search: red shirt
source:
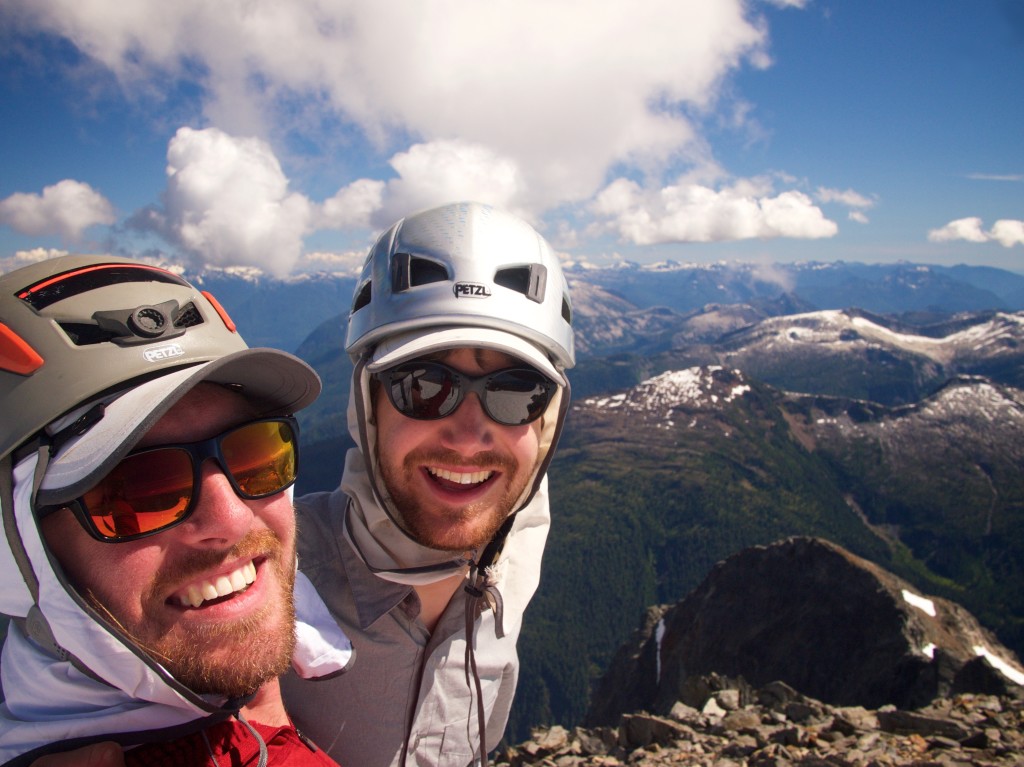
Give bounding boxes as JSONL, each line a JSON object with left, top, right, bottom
{"left": 124, "top": 718, "right": 340, "bottom": 767}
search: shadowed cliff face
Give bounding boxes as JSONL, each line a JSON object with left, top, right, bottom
{"left": 587, "top": 537, "right": 1024, "bottom": 727}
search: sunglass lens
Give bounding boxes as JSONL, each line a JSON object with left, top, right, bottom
{"left": 83, "top": 449, "right": 194, "bottom": 538}
{"left": 221, "top": 420, "right": 297, "bottom": 498}
{"left": 389, "top": 364, "right": 460, "bottom": 419}
{"left": 486, "top": 370, "right": 553, "bottom": 425}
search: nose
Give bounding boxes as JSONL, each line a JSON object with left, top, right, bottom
{"left": 175, "top": 460, "right": 255, "bottom": 547}
{"left": 438, "top": 392, "right": 495, "bottom": 452}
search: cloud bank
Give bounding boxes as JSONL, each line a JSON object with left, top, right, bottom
{"left": 3, "top": 1, "right": 766, "bottom": 209}
{"left": 592, "top": 177, "right": 838, "bottom": 245}
{"left": 928, "top": 217, "right": 1024, "bottom": 248}
{"left": 0, "top": 0, "right": 854, "bottom": 272}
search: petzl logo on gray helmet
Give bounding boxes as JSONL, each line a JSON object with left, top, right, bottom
{"left": 453, "top": 282, "right": 491, "bottom": 298}
{"left": 143, "top": 343, "right": 185, "bottom": 362}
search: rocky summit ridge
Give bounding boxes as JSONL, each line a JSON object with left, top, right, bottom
{"left": 498, "top": 538, "right": 1024, "bottom": 766}
{"left": 589, "top": 538, "right": 1024, "bottom": 723}
{"left": 496, "top": 684, "right": 1024, "bottom": 767}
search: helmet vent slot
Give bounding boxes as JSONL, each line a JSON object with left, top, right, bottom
{"left": 392, "top": 253, "right": 449, "bottom": 293}
{"left": 495, "top": 264, "right": 547, "bottom": 304}
{"left": 57, "top": 322, "right": 121, "bottom": 346}
{"left": 352, "top": 281, "right": 372, "bottom": 313}
{"left": 173, "top": 302, "right": 204, "bottom": 328}
{"left": 17, "top": 264, "right": 191, "bottom": 311}
{"left": 411, "top": 259, "right": 449, "bottom": 287}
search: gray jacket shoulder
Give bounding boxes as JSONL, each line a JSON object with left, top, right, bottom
{"left": 294, "top": 488, "right": 349, "bottom": 572}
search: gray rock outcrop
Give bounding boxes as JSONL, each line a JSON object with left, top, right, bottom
{"left": 587, "top": 537, "right": 1024, "bottom": 726}
{"left": 499, "top": 682, "right": 1024, "bottom": 766}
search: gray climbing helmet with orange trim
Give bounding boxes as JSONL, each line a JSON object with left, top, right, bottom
{"left": 0, "top": 255, "right": 247, "bottom": 461}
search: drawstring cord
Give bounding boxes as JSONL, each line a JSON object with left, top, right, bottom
{"left": 459, "top": 513, "right": 515, "bottom": 766}
{"left": 234, "top": 710, "right": 269, "bottom": 767}
{"left": 199, "top": 710, "right": 269, "bottom": 767}
{"left": 463, "top": 563, "right": 507, "bottom": 767}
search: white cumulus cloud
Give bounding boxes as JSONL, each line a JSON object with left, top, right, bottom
{"left": 154, "top": 127, "right": 313, "bottom": 276}
{"left": 816, "top": 187, "right": 875, "bottom": 209}
{"left": 318, "top": 179, "right": 386, "bottom": 231}
{"left": 298, "top": 249, "right": 366, "bottom": 275}
{"left": 592, "top": 177, "right": 838, "bottom": 245}
{"left": 319, "top": 139, "right": 532, "bottom": 230}
{"left": 928, "top": 217, "right": 988, "bottom": 243}
{"left": 928, "top": 216, "right": 1024, "bottom": 247}
{"left": 990, "top": 219, "right": 1024, "bottom": 248}
{"left": 816, "top": 187, "right": 875, "bottom": 224}
{"left": 0, "top": 180, "right": 115, "bottom": 242}
{"left": 378, "top": 140, "right": 529, "bottom": 225}
{"left": 12, "top": 247, "right": 71, "bottom": 264}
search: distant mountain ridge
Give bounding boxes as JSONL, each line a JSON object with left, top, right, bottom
{"left": 568, "top": 307, "right": 1024, "bottom": 411}
{"left": 191, "top": 269, "right": 356, "bottom": 354}
{"left": 187, "top": 260, "right": 1024, "bottom": 442}
{"left": 185, "top": 259, "right": 1024, "bottom": 360}
{"left": 568, "top": 259, "right": 1024, "bottom": 316}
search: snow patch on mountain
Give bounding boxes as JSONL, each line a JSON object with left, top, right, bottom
{"left": 579, "top": 367, "right": 750, "bottom": 423}
{"left": 809, "top": 379, "right": 1024, "bottom": 471}
{"left": 921, "top": 380, "right": 1024, "bottom": 425}
{"left": 730, "top": 309, "right": 1024, "bottom": 367}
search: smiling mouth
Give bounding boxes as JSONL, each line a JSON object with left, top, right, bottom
{"left": 426, "top": 467, "right": 494, "bottom": 487}
{"left": 176, "top": 560, "right": 257, "bottom": 608}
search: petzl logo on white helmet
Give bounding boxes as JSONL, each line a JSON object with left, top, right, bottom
{"left": 453, "top": 282, "right": 491, "bottom": 298}
{"left": 144, "top": 343, "right": 185, "bottom": 362}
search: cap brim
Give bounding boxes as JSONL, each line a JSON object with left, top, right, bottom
{"left": 38, "top": 348, "right": 320, "bottom": 504}
{"left": 366, "top": 326, "right": 566, "bottom": 385}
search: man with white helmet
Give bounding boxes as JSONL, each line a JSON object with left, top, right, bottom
{"left": 0, "top": 257, "right": 350, "bottom": 766}
{"left": 281, "top": 202, "right": 575, "bottom": 767}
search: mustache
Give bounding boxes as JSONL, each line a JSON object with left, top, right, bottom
{"left": 148, "top": 528, "right": 284, "bottom": 597}
{"left": 405, "top": 447, "right": 517, "bottom": 472}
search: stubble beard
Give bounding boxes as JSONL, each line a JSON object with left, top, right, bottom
{"left": 91, "top": 529, "right": 297, "bottom": 699}
{"left": 379, "top": 447, "right": 532, "bottom": 552}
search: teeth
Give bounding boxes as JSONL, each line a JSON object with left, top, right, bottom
{"left": 214, "top": 576, "right": 233, "bottom": 597}
{"left": 185, "top": 585, "right": 203, "bottom": 608}
{"left": 428, "top": 467, "right": 493, "bottom": 485}
{"left": 178, "top": 560, "right": 257, "bottom": 608}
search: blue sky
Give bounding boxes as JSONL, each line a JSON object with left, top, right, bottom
{"left": 1, "top": 0, "right": 1022, "bottom": 277}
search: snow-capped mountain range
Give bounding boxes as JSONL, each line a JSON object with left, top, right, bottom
{"left": 182, "top": 258, "right": 1024, "bottom": 359}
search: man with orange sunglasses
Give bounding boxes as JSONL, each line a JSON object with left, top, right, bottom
{"left": 0, "top": 256, "right": 350, "bottom": 766}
